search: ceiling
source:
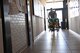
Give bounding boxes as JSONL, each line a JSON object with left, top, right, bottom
{"left": 46, "top": 0, "right": 63, "bottom": 2}
{"left": 39, "top": 0, "right": 64, "bottom": 5}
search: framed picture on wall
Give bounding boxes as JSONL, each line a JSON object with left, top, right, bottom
{"left": 17, "top": 0, "right": 27, "bottom": 13}
{"left": 8, "top": 0, "right": 27, "bottom": 15}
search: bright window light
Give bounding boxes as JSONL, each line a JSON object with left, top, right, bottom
{"left": 46, "top": 2, "right": 63, "bottom": 9}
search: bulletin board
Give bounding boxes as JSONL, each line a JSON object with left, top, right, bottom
{"left": 69, "top": 0, "right": 79, "bottom": 18}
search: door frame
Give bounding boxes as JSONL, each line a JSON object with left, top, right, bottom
{"left": 1, "top": 0, "right": 12, "bottom": 53}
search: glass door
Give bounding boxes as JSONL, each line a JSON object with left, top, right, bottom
{"left": 56, "top": 10, "right": 62, "bottom": 27}
{"left": 46, "top": 1, "right": 63, "bottom": 30}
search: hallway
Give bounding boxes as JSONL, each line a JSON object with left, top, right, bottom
{"left": 1, "top": 0, "right": 80, "bottom": 53}
{"left": 24, "top": 29, "right": 80, "bottom": 53}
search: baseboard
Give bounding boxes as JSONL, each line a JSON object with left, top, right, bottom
{"left": 69, "top": 29, "right": 80, "bottom": 37}
{"left": 34, "top": 31, "right": 45, "bottom": 43}
{"left": 17, "top": 44, "right": 27, "bottom": 53}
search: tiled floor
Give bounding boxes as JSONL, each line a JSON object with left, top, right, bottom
{"left": 24, "top": 29, "right": 80, "bottom": 53}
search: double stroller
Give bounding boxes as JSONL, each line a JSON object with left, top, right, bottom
{"left": 48, "top": 18, "right": 60, "bottom": 31}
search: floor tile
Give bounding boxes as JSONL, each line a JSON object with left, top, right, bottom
{"left": 23, "top": 29, "right": 80, "bottom": 53}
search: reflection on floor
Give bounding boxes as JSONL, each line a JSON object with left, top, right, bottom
{"left": 23, "top": 29, "right": 80, "bottom": 53}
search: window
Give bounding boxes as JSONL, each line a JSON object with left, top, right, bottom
{"left": 46, "top": 2, "right": 63, "bottom": 9}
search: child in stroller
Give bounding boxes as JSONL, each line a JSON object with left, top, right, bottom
{"left": 48, "top": 8, "right": 60, "bottom": 31}
{"left": 48, "top": 17, "right": 59, "bottom": 31}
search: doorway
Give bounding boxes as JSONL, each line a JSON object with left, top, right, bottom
{"left": 45, "top": 1, "right": 63, "bottom": 30}
{"left": 46, "top": 9, "right": 63, "bottom": 30}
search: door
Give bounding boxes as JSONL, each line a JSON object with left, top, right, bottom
{"left": 56, "top": 10, "right": 63, "bottom": 27}
{"left": 46, "top": 9, "right": 63, "bottom": 30}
